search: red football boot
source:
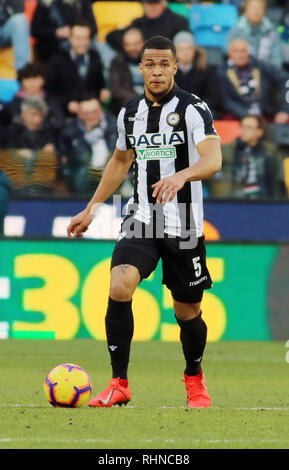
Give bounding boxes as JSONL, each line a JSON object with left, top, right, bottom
{"left": 88, "top": 378, "right": 131, "bottom": 407}
{"left": 182, "top": 369, "right": 211, "bottom": 408}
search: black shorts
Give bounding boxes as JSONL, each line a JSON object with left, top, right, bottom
{"left": 111, "top": 218, "right": 212, "bottom": 303}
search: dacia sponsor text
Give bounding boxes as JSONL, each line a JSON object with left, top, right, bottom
{"left": 128, "top": 131, "right": 185, "bottom": 148}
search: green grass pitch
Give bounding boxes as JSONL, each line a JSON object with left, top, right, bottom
{"left": 0, "top": 339, "right": 288, "bottom": 449}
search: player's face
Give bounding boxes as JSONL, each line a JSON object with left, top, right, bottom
{"left": 140, "top": 49, "right": 177, "bottom": 101}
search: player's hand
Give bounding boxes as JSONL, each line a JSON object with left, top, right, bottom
{"left": 151, "top": 173, "right": 186, "bottom": 204}
{"left": 66, "top": 209, "right": 93, "bottom": 239}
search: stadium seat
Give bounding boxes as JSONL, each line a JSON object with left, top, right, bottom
{"left": 167, "top": 2, "right": 190, "bottom": 20}
{"left": 24, "top": 0, "right": 38, "bottom": 46}
{"left": 0, "top": 48, "right": 16, "bottom": 79}
{"left": 214, "top": 120, "right": 241, "bottom": 144}
{"left": 92, "top": 1, "right": 144, "bottom": 43}
{"left": 189, "top": 3, "right": 238, "bottom": 51}
{"left": 203, "top": 46, "right": 225, "bottom": 67}
{"left": 24, "top": 0, "right": 38, "bottom": 23}
{"left": 273, "top": 124, "right": 289, "bottom": 147}
{"left": 266, "top": 7, "right": 283, "bottom": 26}
{"left": 0, "top": 1, "right": 37, "bottom": 77}
{"left": 0, "top": 79, "right": 20, "bottom": 103}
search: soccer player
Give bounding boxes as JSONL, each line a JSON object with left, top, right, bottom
{"left": 67, "top": 36, "right": 222, "bottom": 408}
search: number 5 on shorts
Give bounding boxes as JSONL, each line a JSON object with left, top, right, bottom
{"left": 192, "top": 256, "right": 202, "bottom": 278}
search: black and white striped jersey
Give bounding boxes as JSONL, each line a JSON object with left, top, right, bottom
{"left": 116, "top": 84, "right": 219, "bottom": 238}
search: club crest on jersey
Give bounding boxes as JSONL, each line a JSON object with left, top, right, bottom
{"left": 166, "top": 112, "right": 180, "bottom": 127}
{"left": 127, "top": 131, "right": 184, "bottom": 148}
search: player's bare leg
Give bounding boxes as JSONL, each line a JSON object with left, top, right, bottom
{"left": 174, "top": 300, "right": 211, "bottom": 408}
{"left": 173, "top": 300, "right": 201, "bottom": 321}
{"left": 89, "top": 265, "right": 140, "bottom": 407}
{"left": 109, "top": 264, "right": 141, "bottom": 301}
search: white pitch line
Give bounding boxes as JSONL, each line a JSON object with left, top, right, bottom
{"left": 1, "top": 437, "right": 289, "bottom": 445}
{"left": 236, "top": 407, "right": 289, "bottom": 411}
{"left": 0, "top": 404, "right": 288, "bottom": 411}
{"left": 0, "top": 404, "right": 39, "bottom": 408}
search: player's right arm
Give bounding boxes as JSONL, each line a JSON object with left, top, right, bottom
{"left": 66, "top": 147, "right": 134, "bottom": 239}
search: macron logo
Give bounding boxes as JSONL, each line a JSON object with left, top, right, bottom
{"left": 128, "top": 116, "right": 144, "bottom": 122}
{"left": 109, "top": 345, "right": 118, "bottom": 352}
{"left": 194, "top": 356, "right": 203, "bottom": 363}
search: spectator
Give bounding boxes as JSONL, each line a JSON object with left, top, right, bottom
{"left": 0, "top": 101, "right": 12, "bottom": 141}
{"left": 227, "top": 0, "right": 283, "bottom": 67}
{"left": 173, "top": 31, "right": 222, "bottom": 118}
{"left": 278, "top": 1, "right": 289, "bottom": 68}
{"left": 106, "top": 0, "right": 189, "bottom": 53}
{"left": 31, "top": 0, "right": 97, "bottom": 64}
{"left": 3, "top": 97, "right": 57, "bottom": 195}
{"left": 217, "top": 38, "right": 289, "bottom": 123}
{"left": 57, "top": 95, "right": 117, "bottom": 194}
{"left": 212, "top": 115, "right": 286, "bottom": 199}
{"left": 109, "top": 28, "right": 144, "bottom": 116}
{"left": 0, "top": 0, "right": 30, "bottom": 72}
{"left": 5, "top": 97, "right": 55, "bottom": 149}
{"left": 9, "top": 63, "right": 65, "bottom": 137}
{"left": 45, "top": 19, "right": 110, "bottom": 117}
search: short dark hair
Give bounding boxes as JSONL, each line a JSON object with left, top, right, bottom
{"left": 123, "top": 27, "right": 144, "bottom": 40}
{"left": 244, "top": 0, "right": 266, "bottom": 11}
{"left": 242, "top": 114, "right": 266, "bottom": 131}
{"left": 141, "top": 35, "right": 176, "bottom": 60}
{"left": 71, "top": 17, "right": 92, "bottom": 35}
{"left": 18, "top": 63, "right": 44, "bottom": 82}
{"left": 78, "top": 91, "right": 100, "bottom": 103}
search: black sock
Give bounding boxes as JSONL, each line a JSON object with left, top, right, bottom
{"left": 175, "top": 312, "right": 207, "bottom": 376}
{"left": 105, "top": 297, "right": 134, "bottom": 380}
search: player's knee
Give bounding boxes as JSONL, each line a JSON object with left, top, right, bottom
{"left": 109, "top": 280, "right": 134, "bottom": 302}
{"left": 173, "top": 300, "right": 201, "bottom": 321}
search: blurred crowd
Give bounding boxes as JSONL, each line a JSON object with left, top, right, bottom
{"left": 0, "top": 0, "right": 289, "bottom": 210}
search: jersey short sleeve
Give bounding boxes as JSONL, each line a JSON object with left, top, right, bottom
{"left": 116, "top": 107, "right": 129, "bottom": 151}
{"left": 189, "top": 98, "right": 219, "bottom": 146}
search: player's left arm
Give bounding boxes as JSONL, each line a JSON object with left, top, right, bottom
{"left": 152, "top": 138, "right": 222, "bottom": 204}
{"left": 181, "top": 137, "right": 222, "bottom": 182}
{"left": 152, "top": 99, "right": 222, "bottom": 204}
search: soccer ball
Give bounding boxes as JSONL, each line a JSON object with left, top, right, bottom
{"left": 44, "top": 363, "right": 92, "bottom": 407}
